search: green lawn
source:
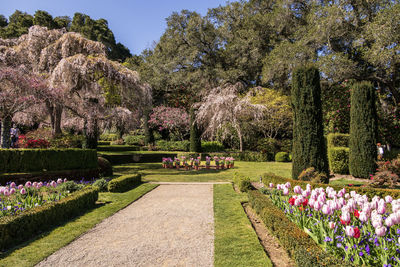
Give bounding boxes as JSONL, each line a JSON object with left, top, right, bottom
{"left": 214, "top": 184, "right": 272, "bottom": 267}
{"left": 329, "top": 178, "right": 367, "bottom": 186}
{"left": 0, "top": 183, "right": 158, "bottom": 267}
{"left": 113, "top": 161, "right": 292, "bottom": 182}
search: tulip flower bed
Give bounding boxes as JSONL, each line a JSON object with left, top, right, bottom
{"left": 263, "top": 181, "right": 400, "bottom": 266}
{"left": 0, "top": 179, "right": 71, "bottom": 217}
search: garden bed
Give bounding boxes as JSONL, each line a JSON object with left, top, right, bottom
{"left": 0, "top": 180, "right": 98, "bottom": 251}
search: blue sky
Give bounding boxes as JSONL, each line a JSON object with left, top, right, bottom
{"left": 1, "top": 0, "right": 229, "bottom": 55}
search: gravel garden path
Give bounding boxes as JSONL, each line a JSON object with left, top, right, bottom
{"left": 37, "top": 184, "right": 214, "bottom": 267}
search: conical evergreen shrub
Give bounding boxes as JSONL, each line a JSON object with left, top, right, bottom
{"left": 190, "top": 107, "right": 202, "bottom": 152}
{"left": 291, "top": 66, "right": 329, "bottom": 181}
{"left": 349, "top": 81, "right": 377, "bottom": 178}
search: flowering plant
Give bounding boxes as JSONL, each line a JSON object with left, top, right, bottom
{"left": 0, "top": 179, "right": 71, "bottom": 217}
{"left": 214, "top": 156, "right": 220, "bottom": 166}
{"left": 205, "top": 156, "right": 212, "bottom": 166}
{"left": 266, "top": 182, "right": 400, "bottom": 266}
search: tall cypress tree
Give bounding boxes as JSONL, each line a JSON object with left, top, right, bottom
{"left": 190, "top": 107, "right": 202, "bottom": 152}
{"left": 349, "top": 81, "right": 377, "bottom": 178}
{"left": 291, "top": 66, "right": 329, "bottom": 181}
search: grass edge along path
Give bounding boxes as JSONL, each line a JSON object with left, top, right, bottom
{"left": 0, "top": 183, "right": 158, "bottom": 267}
{"left": 214, "top": 184, "right": 272, "bottom": 267}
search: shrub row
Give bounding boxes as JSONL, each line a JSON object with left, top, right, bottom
{"left": 97, "top": 145, "right": 139, "bottom": 152}
{"left": 327, "top": 133, "right": 349, "bottom": 148}
{"left": 248, "top": 190, "right": 342, "bottom": 267}
{"left": 108, "top": 173, "right": 142, "bottom": 193}
{"left": 328, "top": 147, "right": 349, "bottom": 174}
{"left": 201, "top": 141, "right": 224, "bottom": 153}
{"left": 262, "top": 173, "right": 400, "bottom": 199}
{"left": 275, "top": 152, "right": 291, "bottom": 162}
{"left": 99, "top": 133, "right": 119, "bottom": 141}
{"left": 233, "top": 173, "right": 253, "bottom": 192}
{"left": 123, "top": 135, "right": 145, "bottom": 146}
{"left": 98, "top": 141, "right": 111, "bottom": 146}
{"left": 155, "top": 140, "right": 190, "bottom": 151}
{"left": 0, "top": 149, "right": 98, "bottom": 173}
{"left": 0, "top": 186, "right": 98, "bottom": 251}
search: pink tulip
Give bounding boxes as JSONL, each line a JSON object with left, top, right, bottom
{"left": 345, "top": 226, "right": 354, "bottom": 237}
{"left": 3, "top": 189, "right": 10, "bottom": 196}
{"left": 377, "top": 205, "right": 386, "bottom": 215}
{"left": 32, "top": 182, "right": 38, "bottom": 188}
{"left": 50, "top": 181, "right": 57, "bottom": 188}
{"left": 314, "top": 201, "right": 322, "bottom": 211}
{"left": 64, "top": 178, "right": 68, "bottom": 183}
{"left": 57, "top": 178, "right": 63, "bottom": 184}
{"left": 329, "top": 221, "right": 335, "bottom": 229}
{"left": 385, "top": 216, "right": 395, "bottom": 227}
{"left": 18, "top": 184, "right": 23, "bottom": 190}
{"left": 359, "top": 212, "right": 369, "bottom": 223}
{"left": 285, "top": 182, "right": 291, "bottom": 189}
{"left": 372, "top": 219, "right": 382, "bottom": 228}
{"left": 20, "top": 188, "right": 26, "bottom": 195}
{"left": 322, "top": 204, "right": 332, "bottom": 215}
{"left": 375, "top": 226, "right": 387, "bottom": 237}
{"left": 341, "top": 211, "right": 351, "bottom": 223}
{"left": 269, "top": 183, "right": 274, "bottom": 188}
{"left": 283, "top": 187, "right": 289, "bottom": 196}
{"left": 38, "top": 182, "right": 43, "bottom": 188}
{"left": 25, "top": 181, "right": 32, "bottom": 188}
{"left": 294, "top": 186, "right": 302, "bottom": 194}
{"left": 10, "top": 182, "right": 16, "bottom": 188}
{"left": 9, "top": 188, "right": 15, "bottom": 195}
{"left": 385, "top": 195, "right": 393, "bottom": 203}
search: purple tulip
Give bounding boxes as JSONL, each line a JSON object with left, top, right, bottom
{"left": 18, "top": 184, "right": 23, "bottom": 190}
{"left": 32, "top": 182, "right": 38, "bottom": 188}
{"left": 50, "top": 181, "right": 57, "bottom": 188}
{"left": 3, "top": 189, "right": 10, "bottom": 196}
{"left": 20, "top": 188, "right": 26, "bottom": 195}
{"left": 25, "top": 181, "right": 32, "bottom": 188}
{"left": 9, "top": 188, "right": 15, "bottom": 195}
{"left": 10, "top": 182, "right": 16, "bottom": 188}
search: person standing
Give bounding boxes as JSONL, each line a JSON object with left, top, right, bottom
{"left": 10, "top": 124, "right": 19, "bottom": 148}
{"left": 377, "top": 143, "right": 384, "bottom": 160}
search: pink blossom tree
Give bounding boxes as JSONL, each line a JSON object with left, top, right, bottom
{"left": 148, "top": 105, "right": 189, "bottom": 140}
{"left": 0, "top": 67, "right": 46, "bottom": 148}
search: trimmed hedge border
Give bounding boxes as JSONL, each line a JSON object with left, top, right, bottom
{"left": 262, "top": 173, "right": 400, "bottom": 199}
{"left": 0, "top": 149, "right": 98, "bottom": 173}
{"left": 97, "top": 145, "right": 139, "bottom": 152}
{"left": 248, "top": 190, "right": 342, "bottom": 267}
{"left": 328, "top": 147, "right": 349, "bottom": 174}
{"left": 108, "top": 173, "right": 142, "bottom": 193}
{"left": 0, "top": 168, "right": 99, "bottom": 185}
{"left": 0, "top": 186, "right": 99, "bottom": 251}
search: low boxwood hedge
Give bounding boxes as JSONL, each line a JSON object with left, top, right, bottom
{"left": 328, "top": 147, "right": 349, "bottom": 174}
{"left": 0, "top": 149, "right": 98, "bottom": 173}
{"left": 248, "top": 190, "right": 341, "bottom": 267}
{"left": 108, "top": 173, "right": 142, "bottom": 193}
{"left": 0, "top": 186, "right": 98, "bottom": 251}
{"left": 233, "top": 173, "right": 253, "bottom": 192}
{"left": 97, "top": 145, "right": 139, "bottom": 152}
{"left": 262, "top": 173, "right": 400, "bottom": 199}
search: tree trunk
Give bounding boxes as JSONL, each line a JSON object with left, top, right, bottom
{"left": 52, "top": 105, "right": 63, "bottom": 137}
{"left": 143, "top": 109, "right": 154, "bottom": 145}
{"left": 1, "top": 116, "right": 12, "bottom": 149}
{"left": 234, "top": 121, "right": 243, "bottom": 152}
{"left": 83, "top": 118, "right": 98, "bottom": 149}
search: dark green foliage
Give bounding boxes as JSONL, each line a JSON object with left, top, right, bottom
{"left": 190, "top": 107, "right": 202, "bottom": 152}
{"left": 0, "top": 186, "right": 98, "bottom": 250}
{"left": 349, "top": 81, "right": 378, "bottom": 178}
{"left": 328, "top": 147, "right": 349, "bottom": 174}
{"left": 275, "top": 152, "right": 290, "bottom": 162}
{"left": 233, "top": 173, "right": 253, "bottom": 192}
{"left": 0, "top": 15, "right": 7, "bottom": 27}
{"left": 57, "top": 181, "right": 84, "bottom": 193}
{"left": 107, "top": 174, "right": 141, "bottom": 193}
{"left": 155, "top": 140, "right": 190, "bottom": 151}
{"left": 97, "top": 157, "right": 113, "bottom": 176}
{"left": 33, "top": 10, "right": 57, "bottom": 29}
{"left": 298, "top": 167, "right": 329, "bottom": 183}
{"left": 208, "top": 151, "right": 273, "bottom": 162}
{"left": 143, "top": 110, "right": 154, "bottom": 145}
{"left": 248, "top": 190, "right": 340, "bottom": 266}
{"left": 0, "top": 149, "right": 98, "bottom": 173}
{"left": 201, "top": 141, "right": 224, "bottom": 152}
{"left": 291, "top": 66, "right": 329, "bottom": 180}
{"left": 98, "top": 141, "right": 111, "bottom": 146}
{"left": 123, "top": 135, "right": 145, "bottom": 146}
{"left": 327, "top": 133, "right": 350, "bottom": 148}
{"left": 97, "top": 145, "right": 139, "bottom": 152}
{"left": 262, "top": 173, "right": 400, "bottom": 200}
{"left": 0, "top": 10, "right": 33, "bottom": 38}
{"left": 99, "top": 133, "right": 119, "bottom": 141}
{"left": 93, "top": 178, "right": 109, "bottom": 192}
